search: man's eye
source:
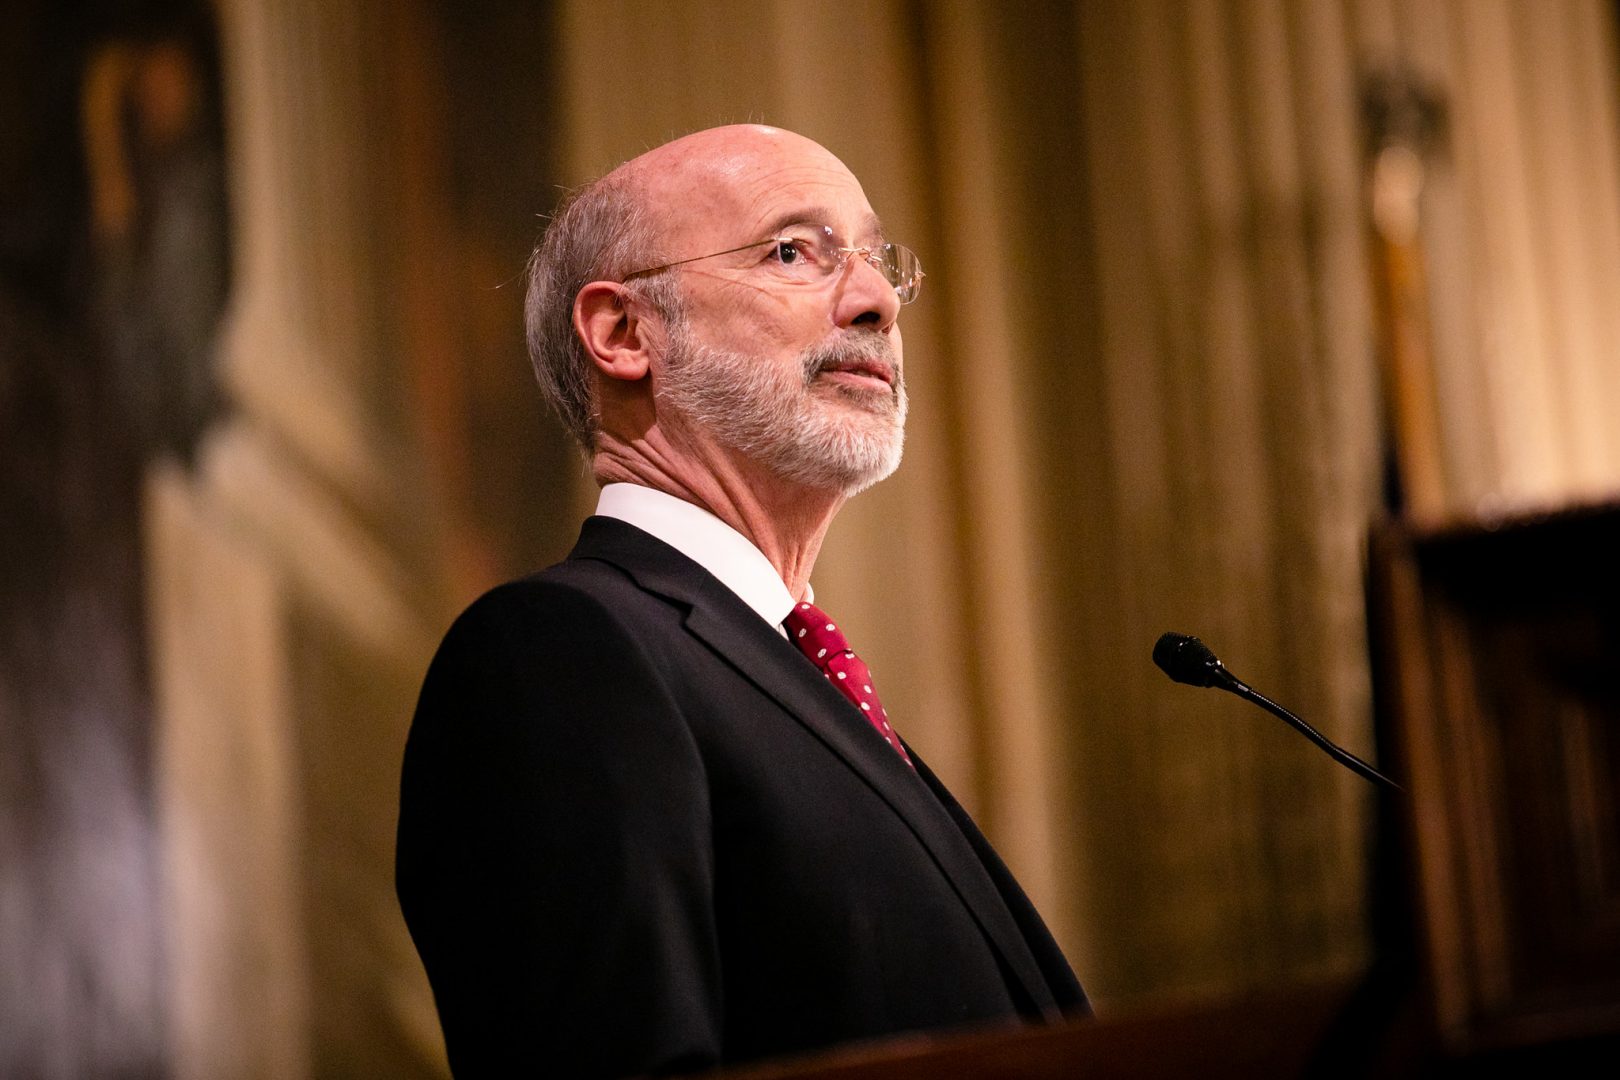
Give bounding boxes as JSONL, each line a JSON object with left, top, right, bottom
{"left": 771, "top": 239, "right": 808, "bottom": 265}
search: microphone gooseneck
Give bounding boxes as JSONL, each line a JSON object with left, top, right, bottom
{"left": 1152, "top": 632, "right": 1402, "bottom": 792}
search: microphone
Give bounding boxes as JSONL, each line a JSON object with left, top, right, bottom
{"left": 1152, "top": 632, "right": 1402, "bottom": 791}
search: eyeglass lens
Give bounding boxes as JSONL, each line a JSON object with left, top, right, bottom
{"left": 807, "top": 226, "right": 922, "bottom": 303}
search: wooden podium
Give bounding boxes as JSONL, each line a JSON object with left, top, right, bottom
{"left": 719, "top": 980, "right": 1360, "bottom": 1080}
{"left": 1367, "top": 500, "right": 1620, "bottom": 1066}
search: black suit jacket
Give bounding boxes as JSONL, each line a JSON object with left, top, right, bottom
{"left": 396, "top": 517, "right": 1087, "bottom": 1077}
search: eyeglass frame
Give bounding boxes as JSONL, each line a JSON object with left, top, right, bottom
{"left": 619, "top": 224, "right": 925, "bottom": 304}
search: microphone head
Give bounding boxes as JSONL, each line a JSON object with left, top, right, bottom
{"left": 1153, "top": 632, "right": 1224, "bottom": 688}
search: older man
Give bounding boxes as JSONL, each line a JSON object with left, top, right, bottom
{"left": 396, "top": 125, "right": 1086, "bottom": 1078}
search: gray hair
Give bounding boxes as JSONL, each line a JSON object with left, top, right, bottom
{"left": 523, "top": 174, "right": 680, "bottom": 451}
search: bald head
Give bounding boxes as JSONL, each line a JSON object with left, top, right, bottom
{"left": 614, "top": 124, "right": 834, "bottom": 190}
{"left": 610, "top": 125, "right": 868, "bottom": 267}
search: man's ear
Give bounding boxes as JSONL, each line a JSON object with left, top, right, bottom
{"left": 574, "top": 281, "right": 652, "bottom": 382}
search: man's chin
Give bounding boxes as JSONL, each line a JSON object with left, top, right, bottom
{"left": 822, "top": 422, "right": 906, "bottom": 496}
{"left": 842, "top": 446, "right": 905, "bottom": 495}
{"left": 809, "top": 385, "right": 908, "bottom": 494}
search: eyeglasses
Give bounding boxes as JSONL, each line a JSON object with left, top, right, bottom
{"left": 621, "top": 223, "right": 925, "bottom": 304}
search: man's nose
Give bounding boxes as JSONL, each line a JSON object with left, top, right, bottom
{"left": 832, "top": 254, "right": 902, "bottom": 332}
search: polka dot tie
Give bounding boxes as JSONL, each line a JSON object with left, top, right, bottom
{"left": 783, "top": 600, "right": 913, "bottom": 767}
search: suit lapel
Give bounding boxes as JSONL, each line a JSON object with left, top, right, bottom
{"left": 570, "top": 517, "right": 1058, "bottom": 1016}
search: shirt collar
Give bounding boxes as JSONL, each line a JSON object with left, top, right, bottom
{"left": 594, "top": 483, "right": 809, "bottom": 628}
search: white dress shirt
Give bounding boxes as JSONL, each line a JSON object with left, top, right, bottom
{"left": 594, "top": 483, "right": 810, "bottom": 631}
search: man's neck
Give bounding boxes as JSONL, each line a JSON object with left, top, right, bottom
{"left": 593, "top": 433, "right": 843, "bottom": 601}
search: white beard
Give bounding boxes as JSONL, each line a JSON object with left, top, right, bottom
{"left": 656, "top": 320, "right": 907, "bottom": 496}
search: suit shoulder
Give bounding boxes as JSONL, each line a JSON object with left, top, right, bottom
{"left": 408, "top": 560, "right": 691, "bottom": 760}
{"left": 436, "top": 559, "right": 661, "bottom": 658}
{"left": 416, "top": 559, "right": 688, "bottom": 732}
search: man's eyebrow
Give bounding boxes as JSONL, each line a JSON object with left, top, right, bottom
{"left": 757, "top": 208, "right": 887, "bottom": 245}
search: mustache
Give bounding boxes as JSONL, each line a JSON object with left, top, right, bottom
{"left": 800, "top": 332, "right": 900, "bottom": 385}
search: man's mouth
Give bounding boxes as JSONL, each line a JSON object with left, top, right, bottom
{"left": 815, "top": 356, "right": 896, "bottom": 391}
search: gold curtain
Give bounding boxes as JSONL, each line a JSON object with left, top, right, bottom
{"left": 147, "top": 0, "right": 1620, "bottom": 1074}
{"left": 1371, "top": 0, "right": 1620, "bottom": 510}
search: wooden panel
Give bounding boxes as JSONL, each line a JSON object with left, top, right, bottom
{"left": 719, "top": 981, "right": 1356, "bottom": 1080}
{"left": 1368, "top": 501, "right": 1620, "bottom": 1055}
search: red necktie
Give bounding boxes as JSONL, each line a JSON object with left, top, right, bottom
{"left": 783, "top": 601, "right": 912, "bottom": 766}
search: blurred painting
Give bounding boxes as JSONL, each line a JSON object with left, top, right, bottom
{"left": 0, "top": 2, "right": 227, "bottom": 1075}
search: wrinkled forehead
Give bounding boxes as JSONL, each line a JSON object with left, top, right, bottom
{"left": 622, "top": 127, "right": 885, "bottom": 254}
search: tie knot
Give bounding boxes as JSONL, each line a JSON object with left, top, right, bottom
{"left": 783, "top": 601, "right": 850, "bottom": 666}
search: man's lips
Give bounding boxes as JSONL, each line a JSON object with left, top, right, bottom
{"left": 816, "top": 359, "right": 896, "bottom": 388}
